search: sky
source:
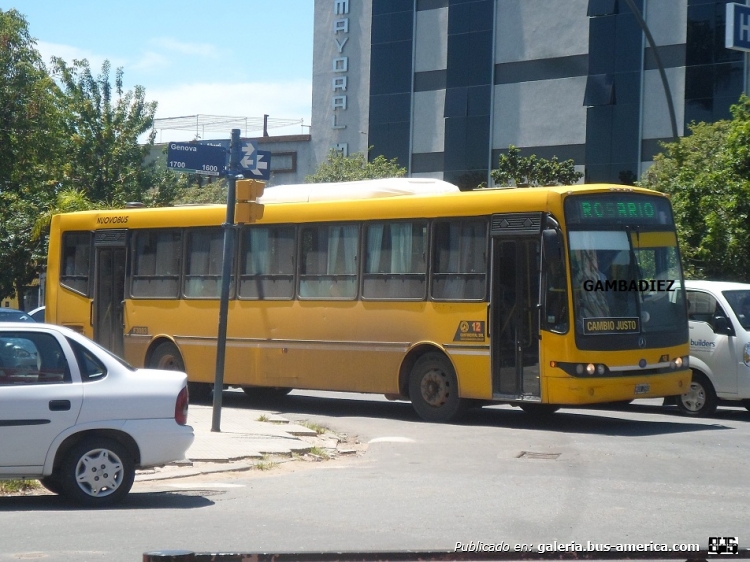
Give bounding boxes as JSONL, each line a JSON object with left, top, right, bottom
{"left": 5, "top": 1, "right": 314, "bottom": 141}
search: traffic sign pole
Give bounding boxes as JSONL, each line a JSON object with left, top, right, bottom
{"left": 211, "top": 129, "right": 241, "bottom": 432}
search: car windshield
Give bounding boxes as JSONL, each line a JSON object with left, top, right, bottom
{"left": 723, "top": 290, "right": 750, "bottom": 330}
{"left": 0, "top": 309, "right": 35, "bottom": 323}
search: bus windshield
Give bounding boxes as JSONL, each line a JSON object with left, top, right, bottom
{"left": 565, "top": 194, "right": 686, "bottom": 339}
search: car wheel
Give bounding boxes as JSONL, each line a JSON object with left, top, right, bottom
{"left": 57, "top": 438, "right": 135, "bottom": 507}
{"left": 149, "top": 342, "right": 212, "bottom": 403}
{"left": 677, "top": 371, "right": 717, "bottom": 417}
{"left": 409, "top": 352, "right": 465, "bottom": 422}
{"left": 519, "top": 403, "right": 560, "bottom": 417}
{"left": 39, "top": 476, "right": 63, "bottom": 495}
{"left": 242, "top": 386, "right": 292, "bottom": 401}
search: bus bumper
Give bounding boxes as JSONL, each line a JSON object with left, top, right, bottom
{"left": 545, "top": 369, "right": 691, "bottom": 405}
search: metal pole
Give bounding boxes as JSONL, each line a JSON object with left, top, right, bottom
{"left": 211, "top": 128, "right": 241, "bottom": 432}
{"left": 622, "top": 0, "right": 679, "bottom": 140}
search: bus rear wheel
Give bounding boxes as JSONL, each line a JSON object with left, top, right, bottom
{"left": 149, "top": 342, "right": 212, "bottom": 403}
{"left": 409, "top": 352, "right": 465, "bottom": 423}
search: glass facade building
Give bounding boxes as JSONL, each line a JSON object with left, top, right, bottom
{"left": 311, "top": 0, "right": 748, "bottom": 188}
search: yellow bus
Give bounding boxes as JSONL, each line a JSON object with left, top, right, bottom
{"left": 45, "top": 178, "right": 691, "bottom": 422}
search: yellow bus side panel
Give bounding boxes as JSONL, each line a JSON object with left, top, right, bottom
{"left": 123, "top": 299, "right": 491, "bottom": 397}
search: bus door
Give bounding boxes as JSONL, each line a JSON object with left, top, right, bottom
{"left": 490, "top": 213, "right": 542, "bottom": 398}
{"left": 93, "top": 230, "right": 127, "bottom": 357}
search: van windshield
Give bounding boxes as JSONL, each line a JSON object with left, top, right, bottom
{"left": 723, "top": 290, "right": 750, "bottom": 330}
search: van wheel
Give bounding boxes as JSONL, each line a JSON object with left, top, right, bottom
{"left": 57, "top": 437, "right": 135, "bottom": 507}
{"left": 742, "top": 399, "right": 750, "bottom": 413}
{"left": 677, "top": 371, "right": 717, "bottom": 417}
{"left": 409, "top": 352, "right": 465, "bottom": 423}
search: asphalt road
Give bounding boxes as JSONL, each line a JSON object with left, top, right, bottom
{"left": 1, "top": 391, "right": 749, "bottom": 561}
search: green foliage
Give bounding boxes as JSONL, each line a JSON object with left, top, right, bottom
{"left": 305, "top": 149, "right": 406, "bottom": 183}
{"left": 490, "top": 145, "right": 582, "bottom": 187}
{"left": 32, "top": 188, "right": 102, "bottom": 242}
{"left": 0, "top": 9, "right": 67, "bottom": 303}
{"left": 639, "top": 94, "right": 750, "bottom": 281}
{"left": 170, "top": 177, "right": 228, "bottom": 205}
{"left": 51, "top": 57, "right": 158, "bottom": 205}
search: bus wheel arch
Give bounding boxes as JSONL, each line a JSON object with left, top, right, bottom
{"left": 398, "top": 344, "right": 445, "bottom": 399}
{"left": 146, "top": 339, "right": 212, "bottom": 403}
{"left": 404, "top": 347, "right": 466, "bottom": 423}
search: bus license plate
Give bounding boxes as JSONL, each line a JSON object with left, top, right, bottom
{"left": 634, "top": 383, "right": 650, "bottom": 395}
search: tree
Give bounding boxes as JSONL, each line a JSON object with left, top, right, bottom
{"left": 305, "top": 149, "right": 406, "bottom": 183}
{"left": 490, "top": 145, "right": 582, "bottom": 187}
{"left": 0, "top": 9, "right": 66, "bottom": 304}
{"left": 639, "top": 95, "right": 750, "bottom": 281}
{"left": 51, "top": 57, "right": 158, "bottom": 205}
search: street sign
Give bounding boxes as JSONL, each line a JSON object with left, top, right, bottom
{"left": 167, "top": 142, "right": 227, "bottom": 176}
{"left": 239, "top": 141, "right": 272, "bottom": 180}
{"left": 726, "top": 2, "right": 750, "bottom": 52}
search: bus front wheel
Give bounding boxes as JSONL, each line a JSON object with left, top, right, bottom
{"left": 409, "top": 352, "right": 465, "bottom": 423}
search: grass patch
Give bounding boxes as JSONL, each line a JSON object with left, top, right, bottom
{"left": 308, "top": 446, "right": 331, "bottom": 459}
{"left": 256, "top": 414, "right": 270, "bottom": 422}
{"left": 0, "top": 480, "right": 40, "bottom": 494}
{"left": 254, "top": 460, "right": 278, "bottom": 471}
{"left": 299, "top": 420, "right": 328, "bottom": 435}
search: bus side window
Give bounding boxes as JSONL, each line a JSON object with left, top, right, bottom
{"left": 299, "top": 224, "right": 358, "bottom": 299}
{"left": 131, "top": 230, "right": 181, "bottom": 299}
{"left": 431, "top": 220, "right": 487, "bottom": 301}
{"left": 239, "top": 226, "right": 295, "bottom": 300}
{"left": 60, "top": 231, "right": 92, "bottom": 296}
{"left": 184, "top": 228, "right": 233, "bottom": 299}
{"left": 363, "top": 221, "right": 427, "bottom": 300}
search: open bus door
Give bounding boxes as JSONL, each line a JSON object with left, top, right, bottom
{"left": 490, "top": 213, "right": 542, "bottom": 399}
{"left": 93, "top": 230, "right": 127, "bottom": 358}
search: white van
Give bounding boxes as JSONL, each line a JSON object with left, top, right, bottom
{"left": 676, "top": 280, "right": 750, "bottom": 416}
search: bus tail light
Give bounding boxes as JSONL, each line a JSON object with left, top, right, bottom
{"left": 175, "top": 386, "right": 189, "bottom": 425}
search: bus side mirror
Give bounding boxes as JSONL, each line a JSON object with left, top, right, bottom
{"left": 542, "top": 229, "right": 562, "bottom": 260}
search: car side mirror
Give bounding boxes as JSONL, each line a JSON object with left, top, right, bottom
{"left": 713, "top": 316, "right": 734, "bottom": 336}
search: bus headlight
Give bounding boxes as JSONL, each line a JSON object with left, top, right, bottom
{"left": 586, "top": 363, "right": 596, "bottom": 375}
{"left": 673, "top": 356, "right": 682, "bottom": 369}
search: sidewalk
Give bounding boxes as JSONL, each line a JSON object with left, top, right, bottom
{"left": 136, "top": 404, "right": 363, "bottom": 482}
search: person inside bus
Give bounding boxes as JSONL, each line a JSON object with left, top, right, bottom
{"left": 571, "top": 249, "right": 611, "bottom": 323}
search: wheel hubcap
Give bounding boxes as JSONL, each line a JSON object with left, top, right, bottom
{"left": 158, "top": 355, "right": 177, "bottom": 369}
{"left": 421, "top": 368, "right": 450, "bottom": 407}
{"left": 75, "top": 449, "right": 123, "bottom": 497}
{"left": 681, "top": 382, "right": 706, "bottom": 412}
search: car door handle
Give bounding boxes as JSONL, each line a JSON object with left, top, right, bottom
{"left": 49, "top": 400, "right": 71, "bottom": 411}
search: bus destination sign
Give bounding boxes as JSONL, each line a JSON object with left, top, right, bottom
{"left": 565, "top": 194, "right": 673, "bottom": 227}
{"left": 167, "top": 142, "right": 227, "bottom": 176}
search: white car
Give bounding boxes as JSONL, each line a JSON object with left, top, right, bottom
{"left": 676, "top": 280, "right": 750, "bottom": 416}
{"left": 0, "top": 323, "right": 193, "bottom": 507}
